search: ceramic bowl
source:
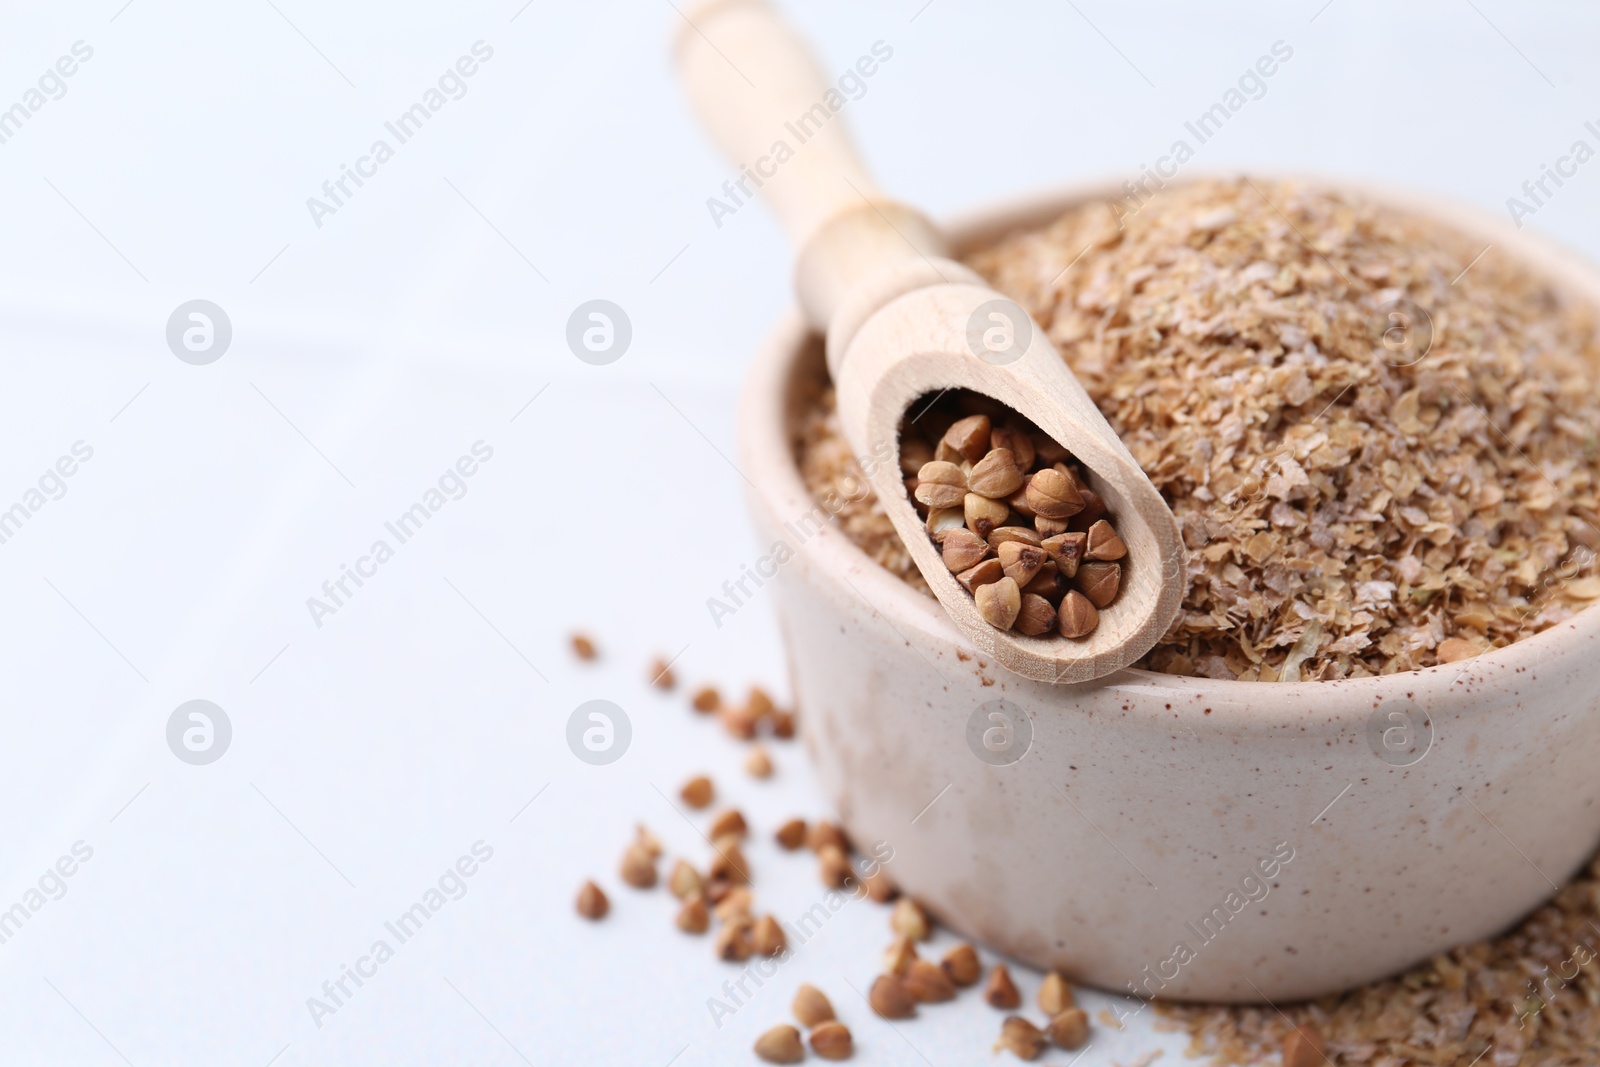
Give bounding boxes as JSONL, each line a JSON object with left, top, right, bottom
{"left": 736, "top": 176, "right": 1600, "bottom": 1002}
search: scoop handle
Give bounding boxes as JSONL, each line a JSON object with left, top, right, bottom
{"left": 674, "top": 0, "right": 948, "bottom": 333}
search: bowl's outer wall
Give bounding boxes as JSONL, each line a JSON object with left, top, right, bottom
{"left": 738, "top": 177, "right": 1600, "bottom": 1002}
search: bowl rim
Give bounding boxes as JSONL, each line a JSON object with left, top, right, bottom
{"left": 738, "top": 170, "right": 1600, "bottom": 698}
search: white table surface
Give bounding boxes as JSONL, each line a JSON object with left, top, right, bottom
{"left": 2, "top": 0, "right": 1598, "bottom": 1063}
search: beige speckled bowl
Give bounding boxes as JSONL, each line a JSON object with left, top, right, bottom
{"left": 739, "top": 176, "right": 1600, "bottom": 1003}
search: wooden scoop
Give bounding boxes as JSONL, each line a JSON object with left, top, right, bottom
{"left": 675, "top": 0, "right": 1183, "bottom": 684}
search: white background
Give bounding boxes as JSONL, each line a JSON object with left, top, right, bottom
{"left": 0, "top": 1, "right": 1597, "bottom": 1064}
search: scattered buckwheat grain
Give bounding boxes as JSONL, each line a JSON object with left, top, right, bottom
{"left": 1048, "top": 1007, "right": 1090, "bottom": 1050}
{"left": 869, "top": 974, "right": 916, "bottom": 1019}
{"left": 569, "top": 633, "right": 597, "bottom": 660}
{"left": 745, "top": 745, "right": 774, "bottom": 778}
{"left": 709, "top": 841, "right": 750, "bottom": 885}
{"left": 619, "top": 844, "right": 656, "bottom": 889}
{"left": 986, "top": 964, "right": 1022, "bottom": 1009}
{"left": 792, "top": 983, "right": 836, "bottom": 1028}
{"left": 808, "top": 1020, "right": 853, "bottom": 1061}
{"left": 720, "top": 704, "right": 760, "bottom": 739}
{"left": 995, "top": 1016, "right": 1048, "bottom": 1060}
{"left": 891, "top": 897, "right": 931, "bottom": 941}
{"left": 808, "top": 821, "right": 849, "bottom": 853}
{"left": 634, "top": 825, "right": 663, "bottom": 858}
{"left": 943, "top": 944, "right": 982, "bottom": 987}
{"left": 716, "top": 917, "right": 753, "bottom": 961}
{"left": 1038, "top": 971, "right": 1075, "bottom": 1015}
{"left": 745, "top": 687, "right": 776, "bottom": 719}
{"left": 775, "top": 818, "right": 808, "bottom": 850}
{"left": 709, "top": 809, "right": 748, "bottom": 839}
{"left": 905, "top": 959, "right": 956, "bottom": 1003}
{"left": 752, "top": 915, "right": 787, "bottom": 957}
{"left": 680, "top": 775, "right": 714, "bottom": 810}
{"left": 817, "top": 843, "right": 852, "bottom": 889}
{"left": 575, "top": 880, "right": 608, "bottom": 920}
{"left": 712, "top": 886, "right": 752, "bottom": 922}
{"left": 754, "top": 1023, "right": 805, "bottom": 1064}
{"left": 668, "top": 859, "right": 702, "bottom": 900}
{"left": 883, "top": 935, "right": 919, "bottom": 977}
{"left": 676, "top": 894, "right": 709, "bottom": 933}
